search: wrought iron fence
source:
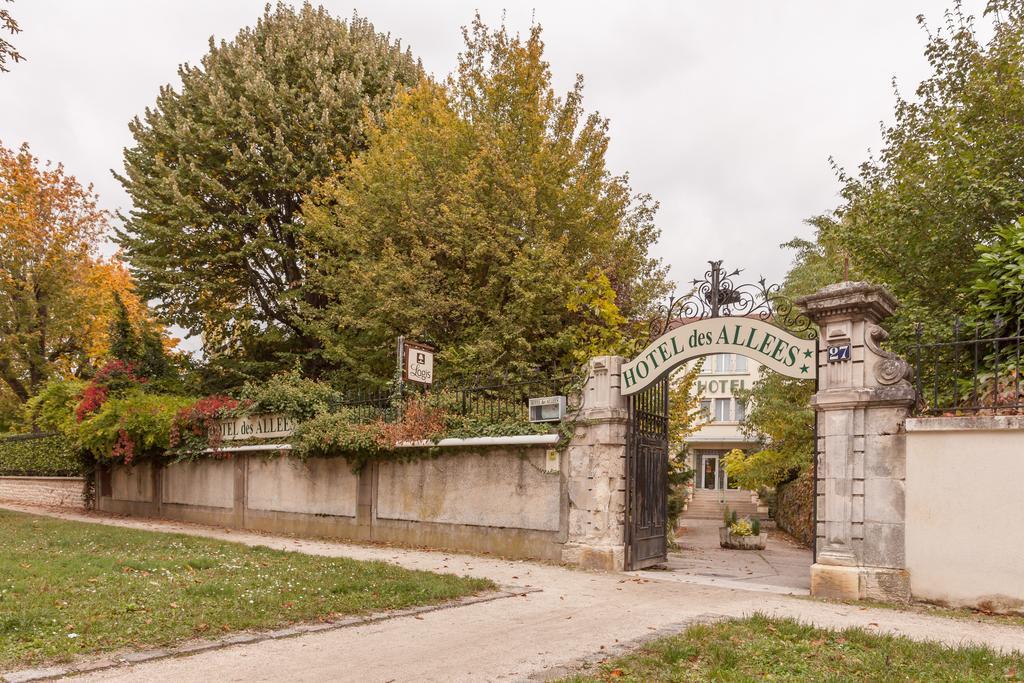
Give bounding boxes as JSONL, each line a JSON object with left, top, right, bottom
{"left": 913, "top": 318, "right": 1024, "bottom": 415}
{"left": 335, "top": 375, "right": 575, "bottom": 423}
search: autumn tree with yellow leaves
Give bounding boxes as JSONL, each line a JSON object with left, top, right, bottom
{"left": 0, "top": 142, "right": 150, "bottom": 424}
{"left": 300, "top": 17, "right": 669, "bottom": 383}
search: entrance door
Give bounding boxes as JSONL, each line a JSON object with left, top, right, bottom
{"left": 625, "top": 376, "right": 669, "bottom": 570}
{"left": 702, "top": 455, "right": 718, "bottom": 489}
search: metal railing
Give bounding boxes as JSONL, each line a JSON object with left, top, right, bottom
{"left": 913, "top": 319, "right": 1024, "bottom": 415}
{"left": 336, "top": 375, "right": 574, "bottom": 423}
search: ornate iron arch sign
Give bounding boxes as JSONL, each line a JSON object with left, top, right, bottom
{"left": 622, "top": 316, "right": 816, "bottom": 395}
{"left": 621, "top": 261, "right": 819, "bottom": 396}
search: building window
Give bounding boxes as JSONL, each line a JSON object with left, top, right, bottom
{"left": 734, "top": 355, "right": 747, "bottom": 372}
{"left": 735, "top": 399, "right": 746, "bottom": 422}
{"left": 714, "top": 354, "right": 730, "bottom": 373}
{"left": 700, "top": 399, "right": 712, "bottom": 419}
{"left": 714, "top": 397, "right": 731, "bottom": 422}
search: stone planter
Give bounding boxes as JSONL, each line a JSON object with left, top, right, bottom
{"left": 719, "top": 527, "right": 768, "bottom": 550}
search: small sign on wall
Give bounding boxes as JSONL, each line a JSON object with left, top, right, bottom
{"left": 827, "top": 344, "right": 852, "bottom": 363}
{"left": 404, "top": 342, "right": 434, "bottom": 385}
{"left": 217, "top": 414, "right": 294, "bottom": 441}
{"left": 544, "top": 449, "right": 560, "bottom": 473}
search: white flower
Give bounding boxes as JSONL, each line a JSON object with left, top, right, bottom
{"left": 67, "top": 633, "right": 79, "bottom": 639}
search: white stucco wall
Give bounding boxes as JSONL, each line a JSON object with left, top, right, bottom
{"left": 376, "top": 448, "right": 561, "bottom": 532}
{"left": 905, "top": 416, "right": 1024, "bottom": 614}
{"left": 247, "top": 456, "right": 358, "bottom": 517}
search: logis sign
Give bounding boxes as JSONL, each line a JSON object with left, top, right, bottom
{"left": 403, "top": 341, "right": 435, "bottom": 385}
{"left": 621, "top": 316, "right": 817, "bottom": 396}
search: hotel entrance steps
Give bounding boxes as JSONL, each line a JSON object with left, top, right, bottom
{"left": 683, "top": 488, "right": 767, "bottom": 520}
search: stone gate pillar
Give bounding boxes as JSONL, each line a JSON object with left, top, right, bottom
{"left": 797, "top": 282, "right": 916, "bottom": 601}
{"left": 561, "top": 355, "right": 629, "bottom": 571}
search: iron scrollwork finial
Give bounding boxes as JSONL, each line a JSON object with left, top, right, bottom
{"left": 641, "top": 259, "right": 818, "bottom": 349}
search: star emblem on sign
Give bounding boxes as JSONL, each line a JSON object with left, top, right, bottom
{"left": 803, "top": 349, "right": 813, "bottom": 358}
{"left": 800, "top": 364, "right": 809, "bottom": 374}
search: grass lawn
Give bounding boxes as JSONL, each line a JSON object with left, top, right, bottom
{"left": 0, "top": 509, "right": 493, "bottom": 671}
{"left": 565, "top": 614, "right": 1024, "bottom": 682}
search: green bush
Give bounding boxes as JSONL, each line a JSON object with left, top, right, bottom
{"left": 236, "top": 371, "right": 342, "bottom": 421}
{"left": 0, "top": 434, "right": 82, "bottom": 476}
{"left": 72, "top": 390, "right": 195, "bottom": 465}
{"left": 23, "top": 379, "right": 86, "bottom": 433}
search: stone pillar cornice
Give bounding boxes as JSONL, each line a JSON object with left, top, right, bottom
{"left": 812, "top": 385, "right": 917, "bottom": 411}
{"left": 796, "top": 281, "right": 898, "bottom": 326}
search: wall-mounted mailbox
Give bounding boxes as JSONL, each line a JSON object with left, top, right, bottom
{"left": 528, "top": 395, "right": 566, "bottom": 423}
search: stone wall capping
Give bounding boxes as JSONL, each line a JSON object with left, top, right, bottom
{"left": 905, "top": 415, "right": 1024, "bottom": 432}
{"left": 796, "top": 281, "right": 899, "bottom": 324}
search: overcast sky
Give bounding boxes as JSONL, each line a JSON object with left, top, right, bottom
{"left": 1, "top": 0, "right": 987, "bottom": 306}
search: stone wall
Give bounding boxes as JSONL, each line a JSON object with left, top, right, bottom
{"left": 905, "top": 416, "right": 1024, "bottom": 615}
{"left": 0, "top": 476, "right": 86, "bottom": 508}
{"left": 98, "top": 446, "right": 567, "bottom": 562}
{"left": 376, "top": 449, "right": 560, "bottom": 531}
{"left": 774, "top": 471, "right": 814, "bottom": 547}
{"left": 94, "top": 357, "right": 632, "bottom": 569}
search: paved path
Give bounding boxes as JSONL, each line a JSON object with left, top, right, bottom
{"left": 2, "top": 504, "right": 1023, "bottom": 682}
{"left": 653, "top": 518, "right": 812, "bottom": 594}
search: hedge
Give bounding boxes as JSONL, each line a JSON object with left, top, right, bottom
{"left": 0, "top": 433, "right": 83, "bottom": 477}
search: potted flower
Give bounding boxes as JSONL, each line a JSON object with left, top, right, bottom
{"left": 719, "top": 507, "right": 767, "bottom": 550}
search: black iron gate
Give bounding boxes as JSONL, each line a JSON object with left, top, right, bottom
{"left": 625, "top": 375, "right": 669, "bottom": 570}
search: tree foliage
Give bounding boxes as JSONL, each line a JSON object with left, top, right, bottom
{"left": 971, "top": 219, "right": 1024, "bottom": 331}
{"left": 805, "top": 0, "right": 1024, "bottom": 346}
{"left": 116, "top": 4, "right": 422, "bottom": 380}
{"left": 0, "top": 142, "right": 148, "bottom": 412}
{"left": 724, "top": 370, "right": 815, "bottom": 490}
{"left": 0, "top": 0, "right": 22, "bottom": 73}
{"left": 300, "top": 17, "right": 668, "bottom": 383}
{"left": 107, "top": 292, "right": 172, "bottom": 382}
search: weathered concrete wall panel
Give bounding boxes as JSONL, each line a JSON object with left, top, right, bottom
{"left": 247, "top": 456, "right": 357, "bottom": 517}
{"left": 906, "top": 416, "right": 1024, "bottom": 615}
{"left": 111, "top": 462, "right": 154, "bottom": 502}
{"left": 377, "top": 448, "right": 560, "bottom": 532}
{"left": 162, "top": 460, "right": 234, "bottom": 509}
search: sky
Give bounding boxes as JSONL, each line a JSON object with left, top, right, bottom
{"left": 0, "top": 0, "right": 989, "bottom": 348}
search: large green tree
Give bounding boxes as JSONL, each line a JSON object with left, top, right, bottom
{"left": 807, "top": 0, "right": 1024, "bottom": 347}
{"left": 115, "top": 4, "right": 421, "bottom": 380}
{"left": 300, "top": 18, "right": 668, "bottom": 384}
